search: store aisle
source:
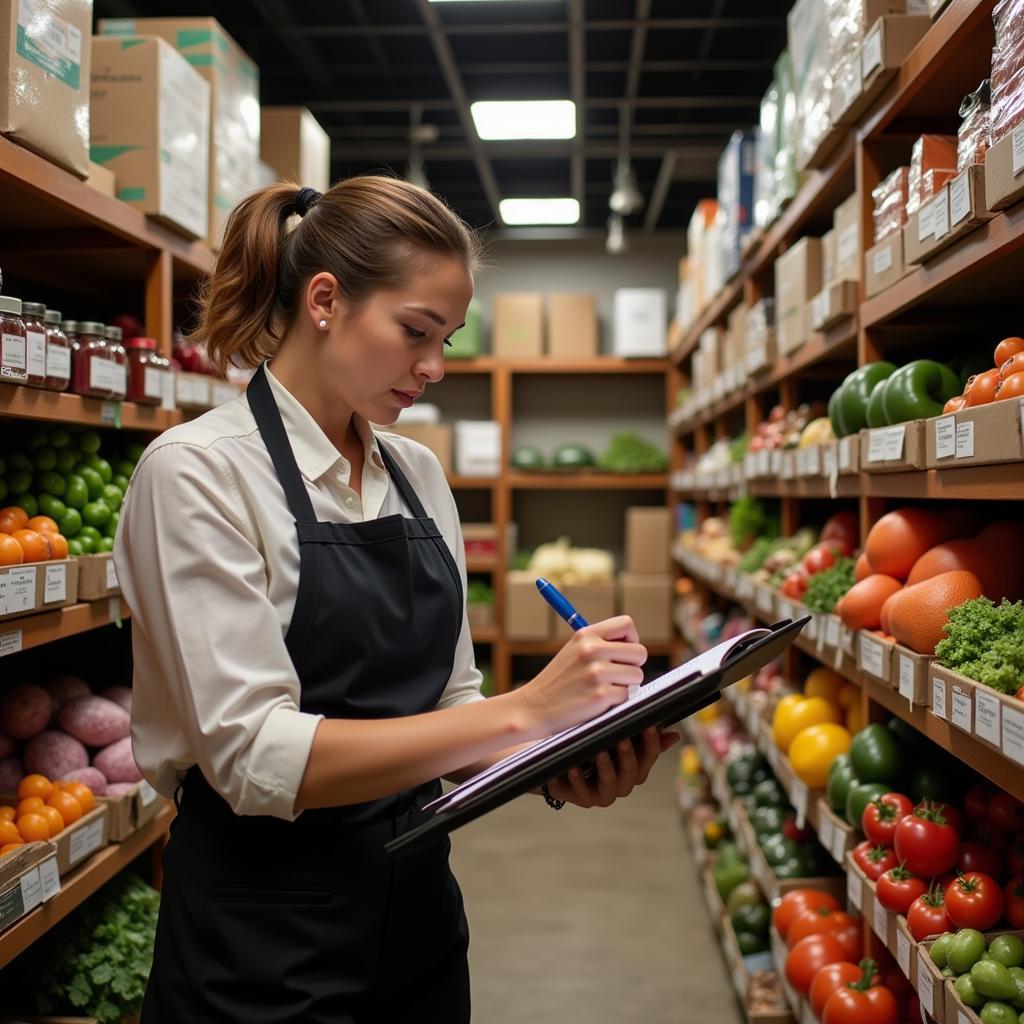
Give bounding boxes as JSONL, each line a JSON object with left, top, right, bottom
{"left": 451, "top": 750, "right": 744, "bottom": 1024}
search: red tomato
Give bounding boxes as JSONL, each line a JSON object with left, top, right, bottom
{"left": 999, "top": 351, "right": 1024, "bottom": 381}
{"left": 996, "top": 372, "right": 1024, "bottom": 401}
{"left": 964, "top": 782, "right": 994, "bottom": 823}
{"left": 1004, "top": 877, "right": 1024, "bottom": 929}
{"left": 989, "top": 793, "right": 1024, "bottom": 833}
{"left": 852, "top": 841, "right": 899, "bottom": 882}
{"left": 862, "top": 793, "right": 913, "bottom": 846}
{"left": 803, "top": 544, "right": 838, "bottom": 575}
{"left": 906, "top": 888, "right": 952, "bottom": 941}
{"left": 964, "top": 368, "right": 1001, "bottom": 407}
{"left": 945, "top": 871, "right": 1004, "bottom": 930}
{"left": 782, "top": 569, "right": 809, "bottom": 600}
{"left": 783, "top": 814, "right": 815, "bottom": 843}
{"left": 833, "top": 923, "right": 863, "bottom": 961}
{"left": 894, "top": 806, "right": 961, "bottom": 878}
{"left": 773, "top": 890, "right": 841, "bottom": 941}
{"left": 971, "top": 822, "right": 1009, "bottom": 852}
{"left": 876, "top": 866, "right": 928, "bottom": 914}
{"left": 786, "top": 934, "right": 850, "bottom": 995}
{"left": 959, "top": 840, "right": 1003, "bottom": 879}
{"left": 787, "top": 909, "right": 859, "bottom": 950}
{"left": 995, "top": 337, "right": 1024, "bottom": 367}
{"left": 810, "top": 961, "right": 864, "bottom": 1019}
{"left": 1006, "top": 835, "right": 1024, "bottom": 877}
{"left": 822, "top": 984, "right": 900, "bottom": 1024}
{"left": 821, "top": 511, "right": 859, "bottom": 551}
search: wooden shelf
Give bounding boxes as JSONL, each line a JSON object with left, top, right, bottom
{"left": 507, "top": 472, "right": 669, "bottom": 490}
{"left": 747, "top": 475, "right": 864, "bottom": 499}
{"left": 470, "top": 626, "right": 499, "bottom": 644}
{"left": 465, "top": 556, "right": 497, "bottom": 573}
{"left": 0, "top": 384, "right": 181, "bottom": 432}
{"left": 507, "top": 640, "right": 675, "bottom": 657}
{"left": 1, "top": 599, "right": 130, "bottom": 656}
{"left": 444, "top": 358, "right": 670, "bottom": 375}
{"left": 443, "top": 358, "right": 495, "bottom": 374}
{"left": 670, "top": 278, "right": 744, "bottom": 365}
{"left": 447, "top": 475, "right": 498, "bottom": 489}
{"left": 0, "top": 804, "right": 173, "bottom": 969}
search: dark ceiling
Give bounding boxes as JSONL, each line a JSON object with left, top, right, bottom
{"left": 93, "top": 0, "right": 791, "bottom": 234}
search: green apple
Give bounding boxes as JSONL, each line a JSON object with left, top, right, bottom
{"left": 82, "top": 500, "right": 111, "bottom": 528}
{"left": 79, "top": 431, "right": 102, "bottom": 455}
{"left": 11, "top": 493, "right": 37, "bottom": 517}
{"left": 38, "top": 493, "right": 67, "bottom": 520}
{"left": 33, "top": 447, "right": 57, "bottom": 472}
{"left": 38, "top": 471, "right": 66, "bottom": 497}
{"left": 77, "top": 466, "right": 104, "bottom": 500}
{"left": 64, "top": 475, "right": 88, "bottom": 510}
{"left": 101, "top": 484, "right": 123, "bottom": 511}
{"left": 59, "top": 508, "right": 82, "bottom": 537}
{"left": 66, "top": 538, "right": 84, "bottom": 556}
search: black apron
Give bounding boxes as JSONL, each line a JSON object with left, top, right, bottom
{"left": 141, "top": 363, "right": 470, "bottom": 1023}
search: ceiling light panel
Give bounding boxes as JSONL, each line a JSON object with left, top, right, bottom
{"left": 471, "top": 100, "right": 576, "bottom": 140}
{"left": 499, "top": 198, "right": 580, "bottom": 225}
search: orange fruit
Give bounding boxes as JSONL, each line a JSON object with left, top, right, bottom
{"left": 38, "top": 805, "right": 65, "bottom": 837}
{"left": 16, "top": 796, "right": 44, "bottom": 817}
{"left": 865, "top": 507, "right": 966, "bottom": 582}
{"left": 837, "top": 574, "right": 903, "bottom": 632}
{"left": 0, "top": 820, "right": 20, "bottom": 845}
{"left": 963, "top": 368, "right": 1000, "bottom": 407}
{"left": 46, "top": 533, "right": 69, "bottom": 560}
{"left": 12, "top": 529, "right": 50, "bottom": 563}
{"left": 62, "top": 781, "right": 94, "bottom": 814}
{"left": 16, "top": 812, "right": 50, "bottom": 843}
{"left": 0, "top": 806, "right": 15, "bottom": 822}
{"left": 26, "top": 515, "right": 59, "bottom": 535}
{"left": 996, "top": 372, "right": 1024, "bottom": 401}
{"left": 0, "top": 507, "right": 29, "bottom": 532}
{"left": 854, "top": 552, "right": 873, "bottom": 582}
{"left": 994, "top": 336, "right": 1024, "bottom": 367}
{"left": 907, "top": 538, "right": 1023, "bottom": 603}
{"left": 17, "top": 774, "right": 53, "bottom": 801}
{"left": 47, "top": 790, "right": 82, "bottom": 826}
{"left": 0, "top": 842, "right": 24, "bottom": 856}
{"left": 887, "top": 570, "right": 984, "bottom": 655}
{"left": 0, "top": 534, "right": 24, "bottom": 566}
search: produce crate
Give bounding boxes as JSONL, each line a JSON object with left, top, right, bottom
{"left": 701, "top": 863, "right": 727, "bottom": 935}
{"left": 0, "top": 840, "right": 60, "bottom": 935}
{"left": 815, "top": 799, "right": 856, "bottom": 867}
{"left": 99, "top": 779, "right": 166, "bottom": 842}
{"left": 925, "top": 397, "right": 1024, "bottom": 470}
{"left": 0, "top": 558, "right": 79, "bottom": 623}
{"left": 856, "top": 631, "right": 894, "bottom": 685}
{"left": 844, "top": 850, "right": 873, "bottom": 919}
{"left": 917, "top": 934, "right": 951, "bottom": 1023}
{"left": 930, "top": 664, "right": 1024, "bottom": 764}
{"left": 0, "top": 796, "right": 109, "bottom": 876}
{"left": 940, "top": 930, "right": 1024, "bottom": 1024}
{"left": 75, "top": 553, "right": 121, "bottom": 600}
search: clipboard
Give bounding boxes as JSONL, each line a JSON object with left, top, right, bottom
{"left": 386, "top": 615, "right": 810, "bottom": 856}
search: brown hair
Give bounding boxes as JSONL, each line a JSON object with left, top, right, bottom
{"left": 195, "top": 176, "right": 480, "bottom": 374}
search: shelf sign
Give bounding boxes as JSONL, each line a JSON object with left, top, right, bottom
{"left": 955, "top": 420, "right": 975, "bottom": 459}
{"left": 950, "top": 172, "right": 971, "bottom": 227}
{"left": 1002, "top": 705, "right": 1024, "bottom": 766}
{"left": 818, "top": 812, "right": 834, "bottom": 856}
{"left": 931, "top": 676, "right": 947, "bottom": 720}
{"left": 100, "top": 401, "right": 122, "bottom": 428}
{"left": 847, "top": 866, "right": 863, "bottom": 911}
{"left": 951, "top": 686, "right": 972, "bottom": 732}
{"left": 872, "top": 243, "right": 894, "bottom": 276}
{"left": 858, "top": 635, "right": 886, "bottom": 679}
{"left": 831, "top": 823, "right": 847, "bottom": 866}
{"left": 918, "top": 198, "right": 936, "bottom": 243}
{"left": 896, "top": 928, "right": 911, "bottom": 978}
{"left": 826, "top": 616, "right": 841, "bottom": 649}
{"left": 1013, "top": 123, "right": 1024, "bottom": 177}
{"left": 0, "top": 630, "right": 22, "bottom": 658}
{"left": 861, "top": 25, "right": 883, "bottom": 78}
{"left": 68, "top": 817, "right": 105, "bottom": 867}
{"left": 974, "top": 688, "right": 1001, "bottom": 746}
{"left": 867, "top": 426, "right": 906, "bottom": 463}
{"left": 898, "top": 655, "right": 916, "bottom": 705}
{"left": 790, "top": 779, "right": 809, "bottom": 829}
{"left": 917, "top": 953, "right": 934, "bottom": 1015}
{"left": 44, "top": 563, "right": 67, "bottom": 604}
{"left": 934, "top": 416, "right": 956, "bottom": 459}
{"left": 933, "top": 189, "right": 950, "bottom": 239}
{"left": 873, "top": 899, "right": 888, "bottom": 941}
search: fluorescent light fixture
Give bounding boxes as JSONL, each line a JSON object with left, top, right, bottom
{"left": 499, "top": 198, "right": 580, "bottom": 225}
{"left": 471, "top": 100, "right": 576, "bottom": 140}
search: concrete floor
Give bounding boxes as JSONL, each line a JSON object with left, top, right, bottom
{"left": 450, "top": 751, "right": 746, "bottom": 1024}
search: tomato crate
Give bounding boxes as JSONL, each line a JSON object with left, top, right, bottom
{"left": 866, "top": 876, "right": 897, "bottom": 949}
{"left": 814, "top": 799, "right": 856, "bottom": 868}
{"left": 770, "top": 925, "right": 803, "bottom": 1018}
{"left": 74, "top": 553, "right": 121, "bottom": 600}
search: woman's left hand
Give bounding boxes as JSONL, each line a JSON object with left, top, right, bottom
{"left": 544, "top": 726, "right": 680, "bottom": 809}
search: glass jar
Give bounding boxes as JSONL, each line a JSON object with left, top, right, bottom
{"left": 21, "top": 302, "right": 48, "bottom": 388}
{"left": 43, "top": 310, "right": 71, "bottom": 392}
{"left": 105, "top": 325, "right": 128, "bottom": 401}
{"left": 126, "top": 336, "right": 170, "bottom": 406}
{"left": 72, "top": 321, "right": 113, "bottom": 399}
{"left": 0, "top": 295, "right": 27, "bottom": 384}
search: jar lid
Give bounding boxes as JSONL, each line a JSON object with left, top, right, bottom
{"left": 105, "top": 325, "right": 123, "bottom": 341}
{"left": 0, "top": 295, "right": 23, "bottom": 316}
{"left": 126, "top": 336, "right": 158, "bottom": 351}
{"left": 22, "top": 302, "right": 46, "bottom": 317}
{"left": 44, "top": 309, "right": 61, "bottom": 324}
{"left": 61, "top": 320, "right": 79, "bottom": 332}
{"left": 79, "top": 321, "right": 106, "bottom": 334}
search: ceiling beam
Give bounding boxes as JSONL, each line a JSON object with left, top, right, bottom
{"left": 643, "top": 150, "right": 678, "bottom": 233}
{"left": 346, "top": 0, "right": 396, "bottom": 87}
{"left": 247, "top": 0, "right": 335, "bottom": 94}
{"left": 568, "top": 0, "right": 585, "bottom": 218}
{"left": 415, "top": 0, "right": 502, "bottom": 224}
{"left": 309, "top": 96, "right": 763, "bottom": 112}
{"left": 691, "top": 0, "right": 729, "bottom": 83}
{"left": 330, "top": 142, "right": 724, "bottom": 161}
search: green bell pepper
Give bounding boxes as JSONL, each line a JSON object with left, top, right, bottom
{"left": 830, "top": 362, "right": 897, "bottom": 436}
{"left": 880, "top": 360, "right": 961, "bottom": 424}
{"left": 866, "top": 377, "right": 891, "bottom": 427}
{"left": 845, "top": 781, "right": 890, "bottom": 828}
{"left": 826, "top": 757, "right": 858, "bottom": 813}
{"left": 849, "top": 723, "right": 904, "bottom": 783}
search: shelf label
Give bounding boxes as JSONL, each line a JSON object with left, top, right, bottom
{"left": 756, "top": 587, "right": 774, "bottom": 615}
{"left": 831, "top": 822, "right": 848, "bottom": 866}
{"left": 44, "top": 563, "right": 67, "bottom": 604}
{"left": 0, "top": 878, "right": 26, "bottom": 930}
{"left": 38, "top": 856, "right": 60, "bottom": 902}
{"left": 934, "top": 416, "right": 956, "bottom": 459}
{"left": 818, "top": 812, "right": 835, "bottom": 856}
{"left": 847, "top": 866, "right": 863, "bottom": 910}
{"left": 873, "top": 899, "right": 889, "bottom": 941}
{"left": 68, "top": 816, "right": 105, "bottom": 867}
{"left": 100, "top": 401, "right": 120, "bottom": 427}
{"left": 839, "top": 437, "right": 853, "bottom": 471}
{"left": 806, "top": 445, "right": 821, "bottom": 475}
{"left": 955, "top": 419, "right": 975, "bottom": 459}
{"left": 933, "top": 189, "right": 950, "bottom": 239}
{"left": 1013, "top": 123, "right": 1024, "bottom": 177}
{"left": 777, "top": 600, "right": 794, "bottom": 623}
{"left": 4, "top": 567, "right": 35, "bottom": 615}
{"left": 811, "top": 291, "right": 829, "bottom": 330}
{"left": 108, "top": 596, "right": 122, "bottom": 628}
{"left": 974, "top": 688, "right": 1001, "bottom": 745}
{"left": 918, "top": 199, "right": 936, "bottom": 242}
{"left": 951, "top": 686, "right": 972, "bottom": 732}
{"left": 0, "top": 630, "right": 22, "bottom": 658}
{"left": 859, "top": 635, "right": 886, "bottom": 679}
{"left": 931, "top": 676, "right": 947, "bottom": 720}
{"left": 898, "top": 655, "right": 916, "bottom": 704}
{"left": 791, "top": 779, "right": 809, "bottom": 829}
{"left": 161, "top": 371, "right": 176, "bottom": 411}
{"left": 1002, "top": 705, "right": 1024, "bottom": 766}
{"left": 862, "top": 24, "right": 883, "bottom": 77}
{"left": 917, "top": 953, "right": 934, "bottom": 1015}
{"left": 826, "top": 616, "right": 841, "bottom": 649}
{"left": 105, "top": 559, "right": 119, "bottom": 591}
{"left": 897, "top": 928, "right": 911, "bottom": 978}
{"left": 840, "top": 57, "right": 862, "bottom": 109}
{"left": 806, "top": 614, "right": 818, "bottom": 642}
{"left": 867, "top": 425, "right": 906, "bottom": 463}
{"left": 872, "top": 242, "right": 894, "bottom": 276}
{"left": 823, "top": 445, "right": 837, "bottom": 480}
{"left": 950, "top": 172, "right": 971, "bottom": 227}
{"left": 20, "top": 866, "right": 42, "bottom": 914}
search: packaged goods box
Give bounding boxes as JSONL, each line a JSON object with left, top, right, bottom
{"left": 455, "top": 420, "right": 500, "bottom": 477}
{"left": 0, "top": 0, "right": 93, "bottom": 177}
{"left": 775, "top": 237, "right": 822, "bottom": 354}
{"left": 618, "top": 574, "right": 673, "bottom": 642}
{"left": 505, "top": 571, "right": 553, "bottom": 641}
{"left": 625, "top": 507, "right": 672, "bottom": 574}
{"left": 554, "top": 582, "right": 615, "bottom": 638}
{"left": 833, "top": 193, "right": 861, "bottom": 282}
{"left": 547, "top": 293, "right": 598, "bottom": 360}
{"left": 985, "top": 127, "right": 1024, "bottom": 211}
{"left": 89, "top": 36, "right": 211, "bottom": 240}
{"left": 98, "top": 16, "right": 260, "bottom": 250}
{"left": 382, "top": 422, "right": 453, "bottom": 476}
{"left": 260, "top": 106, "right": 331, "bottom": 194}
{"left": 493, "top": 293, "right": 543, "bottom": 359}
{"left": 613, "top": 289, "right": 667, "bottom": 357}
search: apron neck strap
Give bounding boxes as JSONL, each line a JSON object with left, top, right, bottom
{"left": 376, "top": 441, "right": 430, "bottom": 520}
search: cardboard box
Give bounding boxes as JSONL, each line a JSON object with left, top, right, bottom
{"left": 857, "top": 630, "right": 894, "bottom": 683}
{"left": 55, "top": 804, "right": 108, "bottom": 875}
{"left": 821, "top": 228, "right": 837, "bottom": 285}
{"left": 98, "top": 16, "right": 260, "bottom": 249}
{"left": 625, "top": 507, "right": 673, "bottom": 574}
{"left": 0, "top": 0, "right": 93, "bottom": 178}
{"left": 837, "top": 435, "right": 861, "bottom": 474}
{"left": 618, "top": 573, "right": 673, "bottom": 643}
{"left": 833, "top": 193, "right": 862, "bottom": 281}
{"left": 75, "top": 553, "right": 120, "bottom": 600}
{"left": 493, "top": 293, "right": 543, "bottom": 359}
{"left": 903, "top": 167, "right": 985, "bottom": 265}
{"left": 930, "top": 663, "right": 975, "bottom": 735}
{"left": 612, "top": 289, "right": 667, "bottom": 357}
{"left": 505, "top": 571, "right": 553, "bottom": 641}
{"left": 0, "top": 839, "right": 60, "bottom": 934}
{"left": 260, "top": 106, "right": 330, "bottom": 194}
{"left": 547, "top": 293, "right": 598, "bottom": 360}
{"left": 941, "top": 932, "right": 1024, "bottom": 1024}
{"left": 775, "top": 237, "right": 822, "bottom": 355}
{"left": 382, "top": 422, "right": 453, "bottom": 475}
{"left": 916, "top": 935, "right": 949, "bottom": 1022}
{"left": 864, "top": 234, "right": 909, "bottom": 297}
{"left": 99, "top": 780, "right": 164, "bottom": 842}
{"left": 984, "top": 126, "right": 1024, "bottom": 212}
{"left": 860, "top": 421, "right": 926, "bottom": 472}
{"left": 891, "top": 644, "right": 932, "bottom": 707}
{"left": 555, "top": 582, "right": 616, "bottom": 638}
{"left": 925, "top": 398, "right": 1024, "bottom": 469}
{"left": 454, "top": 420, "right": 500, "bottom": 477}
{"left": 84, "top": 161, "right": 116, "bottom": 199}
{"left": 810, "top": 279, "right": 858, "bottom": 331}
{"left": 931, "top": 664, "right": 1024, "bottom": 762}
{"left": 0, "top": 558, "right": 78, "bottom": 622}
{"left": 90, "top": 37, "right": 211, "bottom": 239}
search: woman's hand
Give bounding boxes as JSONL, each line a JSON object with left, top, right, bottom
{"left": 515, "top": 616, "right": 648, "bottom": 737}
{"left": 543, "top": 726, "right": 680, "bottom": 809}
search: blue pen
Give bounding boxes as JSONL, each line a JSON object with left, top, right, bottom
{"left": 535, "top": 578, "right": 589, "bottom": 631}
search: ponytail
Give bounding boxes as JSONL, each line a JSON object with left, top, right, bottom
{"left": 193, "top": 177, "right": 480, "bottom": 376}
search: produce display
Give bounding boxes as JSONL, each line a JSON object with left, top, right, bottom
{"left": 524, "top": 536, "right": 614, "bottom": 586}
{"left": 936, "top": 598, "right": 1024, "bottom": 696}
{"left": 748, "top": 404, "right": 831, "bottom": 452}
{"left": 508, "top": 434, "right": 668, "bottom": 474}
{"left": 929, "top": 930, "right": 1024, "bottom": 1024}
{"left": 944, "top": 337, "right": 1024, "bottom": 411}
{"left": 0, "top": 772, "right": 96, "bottom": 852}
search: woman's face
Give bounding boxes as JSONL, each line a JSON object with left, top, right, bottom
{"left": 315, "top": 256, "right": 473, "bottom": 427}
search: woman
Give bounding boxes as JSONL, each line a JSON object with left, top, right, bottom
{"left": 115, "top": 177, "right": 677, "bottom": 1023}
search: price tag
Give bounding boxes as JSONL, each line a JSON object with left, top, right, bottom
{"left": 68, "top": 817, "right": 105, "bottom": 867}
{"left": 38, "top": 856, "right": 60, "bottom": 901}
{"left": 791, "top": 779, "right": 809, "bottom": 829}
{"left": 872, "top": 242, "right": 894, "bottom": 276}
{"left": 873, "top": 899, "right": 889, "bottom": 941}
{"left": 832, "top": 822, "right": 848, "bottom": 865}
{"left": 931, "top": 676, "right": 947, "bottom": 719}
{"left": 1002, "top": 705, "right": 1024, "bottom": 766}
{"left": 867, "top": 426, "right": 906, "bottom": 463}
{"left": 950, "top": 171, "right": 971, "bottom": 226}
{"left": 862, "top": 24, "right": 883, "bottom": 77}
{"left": 818, "top": 812, "right": 834, "bottom": 853}
{"left": 44, "top": 563, "right": 67, "bottom": 604}
{"left": 104, "top": 559, "right": 119, "bottom": 592}
{"left": 974, "top": 688, "right": 1001, "bottom": 745}
{"left": 932, "top": 189, "right": 950, "bottom": 239}
{"left": 951, "top": 687, "right": 972, "bottom": 732}
{"left": 811, "top": 292, "right": 828, "bottom": 330}
{"left": 770, "top": 450, "right": 782, "bottom": 475}
{"left": 859, "top": 636, "right": 886, "bottom": 679}
{"left": 955, "top": 420, "right": 975, "bottom": 459}
{"left": 897, "top": 928, "right": 911, "bottom": 978}
{"left": 161, "top": 371, "right": 176, "bottom": 411}
{"left": 838, "top": 437, "right": 852, "bottom": 471}
{"left": 806, "top": 615, "right": 818, "bottom": 641}
{"left": 917, "top": 953, "right": 934, "bottom": 1015}
{"left": 108, "top": 596, "right": 122, "bottom": 627}
{"left": 757, "top": 588, "right": 774, "bottom": 614}
{"left": 899, "top": 655, "right": 916, "bottom": 703}
{"left": 958, "top": 1012, "right": 972, "bottom": 1024}
{"left": 0, "top": 876, "right": 27, "bottom": 928}
{"left": 823, "top": 444, "right": 837, "bottom": 479}
{"left": 847, "top": 867, "right": 863, "bottom": 910}
{"left": 19, "top": 867, "right": 42, "bottom": 914}
{"left": 817, "top": 616, "right": 827, "bottom": 653}
{"left": 777, "top": 600, "right": 794, "bottom": 623}
{"left": 806, "top": 446, "right": 821, "bottom": 475}
{"left": 934, "top": 416, "right": 956, "bottom": 459}
{"left": 826, "top": 616, "right": 841, "bottom": 649}
{"left": 1012, "top": 123, "right": 1024, "bottom": 177}
{"left": 918, "top": 198, "right": 936, "bottom": 242}
{"left": 3, "top": 567, "right": 35, "bottom": 615}
{"left": 0, "top": 630, "right": 22, "bottom": 657}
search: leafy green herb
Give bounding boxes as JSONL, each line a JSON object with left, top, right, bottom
{"left": 729, "top": 433, "right": 750, "bottom": 464}
{"left": 467, "top": 579, "right": 495, "bottom": 605}
{"left": 737, "top": 536, "right": 774, "bottom": 573}
{"left": 935, "top": 597, "right": 1024, "bottom": 694}
{"left": 728, "top": 497, "right": 777, "bottom": 549}
{"left": 598, "top": 432, "right": 668, "bottom": 474}
{"left": 804, "top": 557, "right": 856, "bottom": 614}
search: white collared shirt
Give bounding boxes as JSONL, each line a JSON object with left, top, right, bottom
{"left": 114, "top": 365, "right": 483, "bottom": 821}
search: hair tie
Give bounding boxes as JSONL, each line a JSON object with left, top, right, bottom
{"left": 294, "top": 187, "right": 321, "bottom": 217}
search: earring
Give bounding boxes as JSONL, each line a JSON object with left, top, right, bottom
{"left": 318, "top": 319, "right": 328, "bottom": 330}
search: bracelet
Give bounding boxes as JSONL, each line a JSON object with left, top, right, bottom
{"left": 541, "top": 783, "right": 566, "bottom": 811}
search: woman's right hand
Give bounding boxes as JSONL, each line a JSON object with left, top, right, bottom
{"left": 515, "top": 616, "right": 648, "bottom": 736}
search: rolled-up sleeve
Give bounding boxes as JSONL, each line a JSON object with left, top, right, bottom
{"left": 114, "top": 442, "right": 322, "bottom": 820}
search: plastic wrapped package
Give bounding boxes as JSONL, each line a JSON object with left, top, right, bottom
{"left": 773, "top": 51, "right": 799, "bottom": 218}
{"left": 906, "top": 135, "right": 957, "bottom": 215}
{"left": 717, "top": 130, "right": 757, "bottom": 280}
{"left": 828, "top": 0, "right": 864, "bottom": 81}
{"left": 872, "top": 166, "right": 910, "bottom": 243}
{"left": 958, "top": 81, "right": 992, "bottom": 171}
{"left": 755, "top": 82, "right": 780, "bottom": 230}
{"left": 789, "top": 0, "right": 831, "bottom": 169}
{"left": 991, "top": 0, "right": 1024, "bottom": 143}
